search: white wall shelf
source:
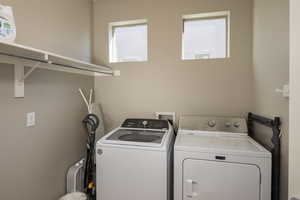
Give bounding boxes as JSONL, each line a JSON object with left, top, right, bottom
{"left": 0, "top": 41, "right": 116, "bottom": 98}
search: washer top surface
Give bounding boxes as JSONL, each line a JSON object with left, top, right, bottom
{"left": 175, "top": 132, "right": 270, "bottom": 157}
{"left": 98, "top": 119, "right": 172, "bottom": 149}
{"left": 107, "top": 129, "right": 166, "bottom": 144}
{"left": 175, "top": 116, "right": 271, "bottom": 157}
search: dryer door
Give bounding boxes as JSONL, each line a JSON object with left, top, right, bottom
{"left": 183, "top": 159, "right": 260, "bottom": 200}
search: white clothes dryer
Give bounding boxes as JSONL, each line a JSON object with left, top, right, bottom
{"left": 174, "top": 116, "right": 271, "bottom": 200}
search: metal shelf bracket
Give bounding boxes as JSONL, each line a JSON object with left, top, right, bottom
{"left": 14, "top": 62, "right": 41, "bottom": 98}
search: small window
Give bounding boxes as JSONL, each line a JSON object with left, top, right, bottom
{"left": 182, "top": 11, "right": 230, "bottom": 60}
{"left": 109, "top": 19, "right": 148, "bottom": 63}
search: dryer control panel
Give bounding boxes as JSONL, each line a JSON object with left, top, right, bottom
{"left": 121, "top": 119, "right": 169, "bottom": 130}
{"left": 179, "top": 116, "right": 247, "bottom": 134}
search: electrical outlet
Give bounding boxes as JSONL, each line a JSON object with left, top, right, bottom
{"left": 113, "top": 70, "right": 121, "bottom": 76}
{"left": 26, "top": 112, "right": 35, "bottom": 127}
{"left": 156, "top": 112, "right": 176, "bottom": 124}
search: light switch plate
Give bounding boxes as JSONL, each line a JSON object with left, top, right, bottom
{"left": 27, "top": 112, "right": 35, "bottom": 127}
{"left": 275, "top": 84, "right": 289, "bottom": 98}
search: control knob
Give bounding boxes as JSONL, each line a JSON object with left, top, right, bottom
{"left": 142, "top": 120, "right": 148, "bottom": 127}
{"left": 233, "top": 122, "right": 240, "bottom": 128}
{"left": 208, "top": 120, "right": 216, "bottom": 128}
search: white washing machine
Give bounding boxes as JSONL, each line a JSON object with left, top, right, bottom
{"left": 96, "top": 118, "right": 174, "bottom": 200}
{"left": 174, "top": 116, "right": 271, "bottom": 200}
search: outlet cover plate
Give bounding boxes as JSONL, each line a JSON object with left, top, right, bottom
{"left": 26, "top": 112, "right": 35, "bottom": 127}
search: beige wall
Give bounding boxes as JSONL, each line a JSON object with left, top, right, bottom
{"left": 93, "top": 0, "right": 254, "bottom": 131}
{"left": 289, "top": 0, "right": 300, "bottom": 198}
{"left": 253, "top": 0, "right": 289, "bottom": 199}
{"left": 0, "top": 0, "right": 94, "bottom": 199}
{"left": 4, "top": 0, "right": 92, "bottom": 61}
{"left": 0, "top": 1, "right": 290, "bottom": 200}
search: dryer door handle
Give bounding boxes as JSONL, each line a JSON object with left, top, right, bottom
{"left": 185, "top": 179, "right": 197, "bottom": 198}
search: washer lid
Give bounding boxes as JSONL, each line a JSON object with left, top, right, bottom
{"left": 107, "top": 129, "right": 165, "bottom": 143}
{"left": 104, "top": 129, "right": 166, "bottom": 146}
{"left": 175, "top": 132, "right": 271, "bottom": 157}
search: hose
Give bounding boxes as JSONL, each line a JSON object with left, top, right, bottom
{"left": 82, "top": 114, "right": 99, "bottom": 200}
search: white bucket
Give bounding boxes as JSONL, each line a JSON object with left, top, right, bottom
{"left": 59, "top": 192, "right": 87, "bottom": 200}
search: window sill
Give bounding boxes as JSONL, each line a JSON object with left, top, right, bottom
{"left": 109, "top": 60, "right": 148, "bottom": 64}
{"left": 181, "top": 57, "right": 230, "bottom": 61}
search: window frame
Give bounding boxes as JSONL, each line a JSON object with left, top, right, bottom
{"left": 109, "top": 19, "right": 148, "bottom": 63}
{"left": 181, "top": 11, "right": 231, "bottom": 60}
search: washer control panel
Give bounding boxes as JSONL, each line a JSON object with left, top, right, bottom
{"left": 179, "top": 116, "right": 248, "bottom": 134}
{"left": 121, "top": 119, "right": 169, "bottom": 130}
